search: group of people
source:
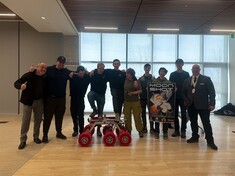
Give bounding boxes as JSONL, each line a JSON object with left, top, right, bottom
{"left": 14, "top": 56, "right": 218, "bottom": 150}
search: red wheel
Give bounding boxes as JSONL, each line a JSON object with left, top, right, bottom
{"left": 102, "top": 125, "right": 112, "bottom": 135}
{"left": 78, "top": 132, "right": 92, "bottom": 147}
{"left": 116, "top": 125, "right": 127, "bottom": 136}
{"left": 103, "top": 132, "right": 116, "bottom": 146}
{"left": 83, "top": 124, "right": 95, "bottom": 135}
{"left": 118, "top": 131, "right": 131, "bottom": 146}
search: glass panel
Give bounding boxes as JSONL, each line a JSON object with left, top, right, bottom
{"left": 153, "top": 34, "right": 177, "bottom": 62}
{"left": 81, "top": 33, "right": 101, "bottom": 61}
{"left": 102, "top": 33, "right": 126, "bottom": 62}
{"left": 128, "top": 34, "right": 152, "bottom": 62}
{"left": 179, "top": 35, "right": 201, "bottom": 62}
{"left": 79, "top": 32, "right": 228, "bottom": 113}
{"left": 204, "top": 35, "right": 227, "bottom": 62}
{"left": 80, "top": 63, "right": 97, "bottom": 72}
{"left": 204, "top": 67, "right": 228, "bottom": 109}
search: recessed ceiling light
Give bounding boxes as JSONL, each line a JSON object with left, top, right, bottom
{"left": 84, "top": 26, "right": 118, "bottom": 30}
{"left": 210, "top": 29, "right": 235, "bottom": 32}
{"left": 147, "top": 28, "right": 180, "bottom": 31}
{"left": 0, "top": 13, "right": 16, "bottom": 17}
{"left": 41, "top": 16, "right": 46, "bottom": 20}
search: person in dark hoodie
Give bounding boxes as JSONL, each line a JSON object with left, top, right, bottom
{"left": 69, "top": 66, "right": 90, "bottom": 137}
{"left": 14, "top": 62, "right": 47, "bottom": 150}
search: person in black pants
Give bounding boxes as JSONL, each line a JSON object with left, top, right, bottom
{"left": 139, "top": 63, "right": 154, "bottom": 133}
{"left": 182, "top": 64, "right": 218, "bottom": 150}
{"left": 169, "top": 59, "right": 190, "bottom": 138}
{"left": 42, "top": 56, "right": 72, "bottom": 143}
{"left": 105, "top": 59, "right": 126, "bottom": 119}
{"left": 69, "top": 66, "right": 90, "bottom": 137}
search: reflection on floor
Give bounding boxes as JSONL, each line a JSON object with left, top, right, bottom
{"left": 0, "top": 114, "right": 235, "bottom": 176}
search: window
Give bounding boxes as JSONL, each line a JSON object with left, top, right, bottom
{"left": 80, "top": 33, "right": 229, "bottom": 112}
{"left": 204, "top": 35, "right": 227, "bottom": 62}
{"left": 128, "top": 34, "right": 152, "bottom": 62}
{"left": 179, "top": 35, "right": 201, "bottom": 62}
{"left": 102, "top": 33, "right": 126, "bottom": 62}
{"left": 153, "top": 34, "right": 177, "bottom": 62}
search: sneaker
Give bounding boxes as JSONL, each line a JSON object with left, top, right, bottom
{"left": 171, "top": 131, "right": 180, "bottom": 137}
{"left": 168, "top": 123, "right": 174, "bottom": 129}
{"left": 72, "top": 131, "right": 78, "bottom": 137}
{"left": 34, "top": 138, "right": 42, "bottom": 144}
{"left": 207, "top": 142, "right": 218, "bottom": 150}
{"left": 163, "top": 133, "right": 168, "bottom": 140}
{"left": 150, "top": 129, "right": 155, "bottom": 135}
{"left": 187, "top": 137, "right": 199, "bottom": 143}
{"left": 142, "top": 127, "right": 148, "bottom": 133}
{"left": 90, "top": 109, "right": 98, "bottom": 118}
{"left": 42, "top": 135, "right": 48, "bottom": 143}
{"left": 181, "top": 132, "right": 186, "bottom": 138}
{"left": 97, "top": 128, "right": 102, "bottom": 137}
{"left": 56, "top": 133, "right": 67, "bottom": 139}
{"left": 18, "top": 142, "right": 26, "bottom": 150}
{"left": 115, "top": 113, "right": 120, "bottom": 121}
{"left": 139, "top": 131, "right": 144, "bottom": 138}
{"left": 155, "top": 133, "right": 159, "bottom": 139}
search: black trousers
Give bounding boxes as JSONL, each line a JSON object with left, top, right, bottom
{"left": 111, "top": 89, "right": 124, "bottom": 115}
{"left": 155, "top": 122, "right": 168, "bottom": 133}
{"left": 43, "top": 97, "right": 66, "bottom": 135}
{"left": 174, "top": 98, "right": 187, "bottom": 133}
{"left": 188, "top": 104, "right": 214, "bottom": 143}
{"left": 70, "top": 97, "right": 85, "bottom": 133}
{"left": 140, "top": 99, "right": 147, "bottom": 129}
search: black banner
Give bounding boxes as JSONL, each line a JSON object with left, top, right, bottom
{"left": 148, "top": 82, "right": 176, "bottom": 123}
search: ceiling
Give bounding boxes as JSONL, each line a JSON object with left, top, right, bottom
{"left": 1, "top": 0, "right": 235, "bottom": 35}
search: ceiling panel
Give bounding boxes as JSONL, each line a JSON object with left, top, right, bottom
{"left": 1, "top": 0, "right": 235, "bottom": 35}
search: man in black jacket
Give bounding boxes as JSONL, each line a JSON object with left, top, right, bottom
{"left": 69, "top": 66, "right": 90, "bottom": 137}
{"left": 42, "top": 56, "right": 72, "bottom": 143}
{"left": 14, "top": 62, "right": 47, "bottom": 150}
{"left": 182, "top": 64, "right": 218, "bottom": 150}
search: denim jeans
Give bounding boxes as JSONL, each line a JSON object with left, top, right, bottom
{"left": 87, "top": 91, "right": 105, "bottom": 116}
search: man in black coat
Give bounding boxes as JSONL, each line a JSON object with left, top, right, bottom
{"left": 182, "top": 64, "right": 218, "bottom": 150}
{"left": 14, "top": 62, "right": 47, "bottom": 149}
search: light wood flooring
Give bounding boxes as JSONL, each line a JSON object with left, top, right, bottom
{"left": 0, "top": 114, "right": 235, "bottom": 176}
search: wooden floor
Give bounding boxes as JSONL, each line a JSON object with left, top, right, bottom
{"left": 0, "top": 114, "right": 235, "bottom": 176}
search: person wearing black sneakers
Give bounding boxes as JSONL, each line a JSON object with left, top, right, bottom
{"left": 104, "top": 59, "right": 126, "bottom": 120}
{"left": 14, "top": 62, "right": 47, "bottom": 149}
{"left": 169, "top": 59, "right": 190, "bottom": 138}
{"left": 42, "top": 56, "right": 72, "bottom": 143}
{"left": 139, "top": 63, "right": 155, "bottom": 134}
{"left": 69, "top": 66, "right": 90, "bottom": 137}
{"left": 87, "top": 63, "right": 108, "bottom": 137}
{"left": 152, "top": 67, "right": 172, "bottom": 140}
{"left": 182, "top": 64, "right": 218, "bottom": 150}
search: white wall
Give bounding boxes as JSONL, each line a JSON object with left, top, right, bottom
{"left": 0, "top": 21, "right": 64, "bottom": 114}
